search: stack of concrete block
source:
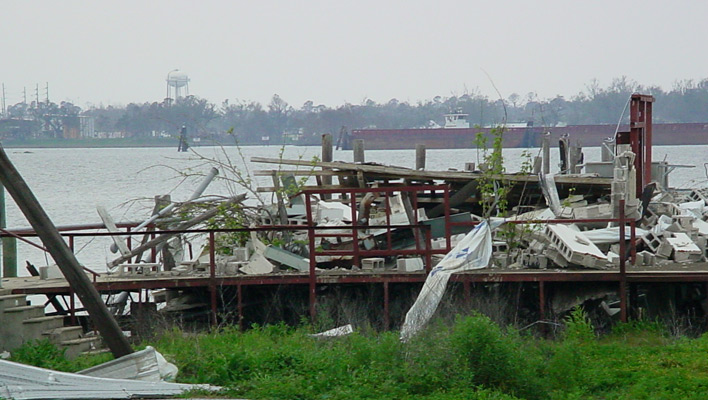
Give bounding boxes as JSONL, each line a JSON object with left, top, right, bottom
{"left": 666, "top": 232, "right": 703, "bottom": 262}
{"left": 688, "top": 188, "right": 708, "bottom": 204}
{"left": 544, "top": 224, "right": 607, "bottom": 269}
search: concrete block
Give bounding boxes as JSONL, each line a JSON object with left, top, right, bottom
{"left": 637, "top": 251, "right": 656, "bottom": 266}
{"left": 492, "top": 241, "right": 508, "bottom": 254}
{"left": 667, "top": 232, "right": 702, "bottom": 262}
{"left": 674, "top": 216, "right": 695, "bottom": 230}
{"left": 39, "top": 265, "right": 64, "bottom": 280}
{"left": 642, "top": 231, "right": 663, "bottom": 253}
{"left": 241, "top": 254, "right": 275, "bottom": 274}
{"left": 657, "top": 240, "right": 673, "bottom": 258}
{"left": 361, "top": 257, "right": 384, "bottom": 270}
{"left": 529, "top": 239, "right": 546, "bottom": 253}
{"left": 223, "top": 262, "right": 246, "bottom": 275}
{"left": 693, "top": 219, "right": 708, "bottom": 236}
{"left": 118, "top": 263, "right": 160, "bottom": 276}
{"left": 544, "top": 224, "right": 607, "bottom": 267}
{"left": 688, "top": 188, "right": 708, "bottom": 204}
{"left": 493, "top": 253, "right": 510, "bottom": 268}
{"left": 432, "top": 238, "right": 447, "bottom": 250}
{"left": 264, "top": 245, "right": 308, "bottom": 272}
{"left": 397, "top": 257, "right": 424, "bottom": 272}
{"left": 546, "top": 247, "right": 569, "bottom": 268}
{"left": 232, "top": 247, "right": 250, "bottom": 262}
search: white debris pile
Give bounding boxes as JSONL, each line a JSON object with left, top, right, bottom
{"left": 502, "top": 186, "right": 708, "bottom": 271}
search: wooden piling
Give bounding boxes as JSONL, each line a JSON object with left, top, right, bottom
{"left": 353, "top": 139, "right": 365, "bottom": 163}
{"left": 0, "top": 184, "right": 17, "bottom": 278}
{"left": 0, "top": 145, "right": 133, "bottom": 358}
{"left": 415, "top": 144, "right": 426, "bottom": 170}
{"left": 542, "top": 133, "right": 550, "bottom": 174}
{"left": 321, "top": 134, "right": 333, "bottom": 200}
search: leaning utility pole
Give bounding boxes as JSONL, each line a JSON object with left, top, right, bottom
{"left": 0, "top": 146, "right": 133, "bottom": 358}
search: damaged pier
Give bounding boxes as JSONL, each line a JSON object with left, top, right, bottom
{"left": 3, "top": 94, "right": 708, "bottom": 351}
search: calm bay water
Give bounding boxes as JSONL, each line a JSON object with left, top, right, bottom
{"left": 3, "top": 144, "right": 708, "bottom": 274}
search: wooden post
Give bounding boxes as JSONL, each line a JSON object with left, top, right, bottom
{"left": 321, "top": 134, "right": 333, "bottom": 200}
{"left": 0, "top": 146, "right": 133, "bottom": 358}
{"left": 383, "top": 281, "right": 390, "bottom": 330}
{"left": 619, "top": 199, "right": 628, "bottom": 323}
{"left": 542, "top": 133, "right": 550, "bottom": 174}
{"left": 0, "top": 184, "right": 17, "bottom": 278}
{"left": 353, "top": 139, "right": 365, "bottom": 163}
{"left": 415, "top": 144, "right": 426, "bottom": 170}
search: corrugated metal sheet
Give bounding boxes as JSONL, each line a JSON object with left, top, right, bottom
{"left": 0, "top": 359, "right": 217, "bottom": 400}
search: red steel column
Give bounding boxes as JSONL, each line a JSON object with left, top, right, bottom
{"left": 305, "top": 194, "right": 317, "bottom": 320}
{"left": 209, "top": 231, "right": 217, "bottom": 326}
{"left": 619, "top": 199, "right": 628, "bottom": 323}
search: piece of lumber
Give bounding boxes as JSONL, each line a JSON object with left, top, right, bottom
{"left": 250, "top": 157, "right": 612, "bottom": 186}
{"left": 107, "top": 194, "right": 246, "bottom": 268}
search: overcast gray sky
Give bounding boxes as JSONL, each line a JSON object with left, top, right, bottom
{"left": 2, "top": 0, "right": 706, "bottom": 108}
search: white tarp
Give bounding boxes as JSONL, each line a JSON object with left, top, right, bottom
{"left": 0, "top": 359, "right": 216, "bottom": 400}
{"left": 400, "top": 220, "right": 502, "bottom": 341}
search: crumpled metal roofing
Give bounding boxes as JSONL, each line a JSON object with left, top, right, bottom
{"left": 0, "top": 359, "right": 216, "bottom": 400}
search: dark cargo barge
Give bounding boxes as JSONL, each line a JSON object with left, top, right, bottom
{"left": 344, "top": 122, "right": 708, "bottom": 149}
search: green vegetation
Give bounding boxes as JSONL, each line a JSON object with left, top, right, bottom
{"left": 11, "top": 310, "right": 708, "bottom": 399}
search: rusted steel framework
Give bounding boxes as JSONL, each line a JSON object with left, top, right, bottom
{"left": 629, "top": 93, "right": 654, "bottom": 197}
{"left": 5, "top": 197, "right": 708, "bottom": 329}
{"left": 303, "top": 185, "right": 450, "bottom": 319}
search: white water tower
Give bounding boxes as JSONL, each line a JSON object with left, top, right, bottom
{"left": 166, "top": 69, "right": 190, "bottom": 101}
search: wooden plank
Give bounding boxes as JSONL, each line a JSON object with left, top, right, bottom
{"left": 254, "top": 170, "right": 340, "bottom": 176}
{"left": 251, "top": 157, "right": 613, "bottom": 185}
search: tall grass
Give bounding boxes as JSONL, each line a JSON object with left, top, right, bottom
{"left": 12, "top": 310, "right": 708, "bottom": 399}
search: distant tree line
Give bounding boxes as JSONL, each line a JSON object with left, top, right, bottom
{"left": 2, "top": 76, "right": 708, "bottom": 144}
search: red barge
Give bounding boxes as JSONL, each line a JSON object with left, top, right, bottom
{"left": 344, "top": 113, "right": 708, "bottom": 149}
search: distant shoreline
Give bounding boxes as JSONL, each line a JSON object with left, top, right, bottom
{"left": 0, "top": 138, "right": 278, "bottom": 149}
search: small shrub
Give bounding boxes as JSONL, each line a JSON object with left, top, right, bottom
{"left": 448, "top": 313, "right": 545, "bottom": 399}
{"left": 10, "top": 339, "right": 73, "bottom": 372}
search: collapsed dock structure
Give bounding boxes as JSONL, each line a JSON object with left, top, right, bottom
{"left": 2, "top": 94, "right": 708, "bottom": 353}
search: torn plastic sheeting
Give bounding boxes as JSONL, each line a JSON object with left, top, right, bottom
{"left": 78, "top": 346, "right": 177, "bottom": 382}
{"left": 0, "top": 359, "right": 217, "bottom": 400}
{"left": 400, "top": 219, "right": 503, "bottom": 342}
{"left": 582, "top": 226, "right": 648, "bottom": 245}
{"left": 309, "top": 324, "right": 354, "bottom": 338}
